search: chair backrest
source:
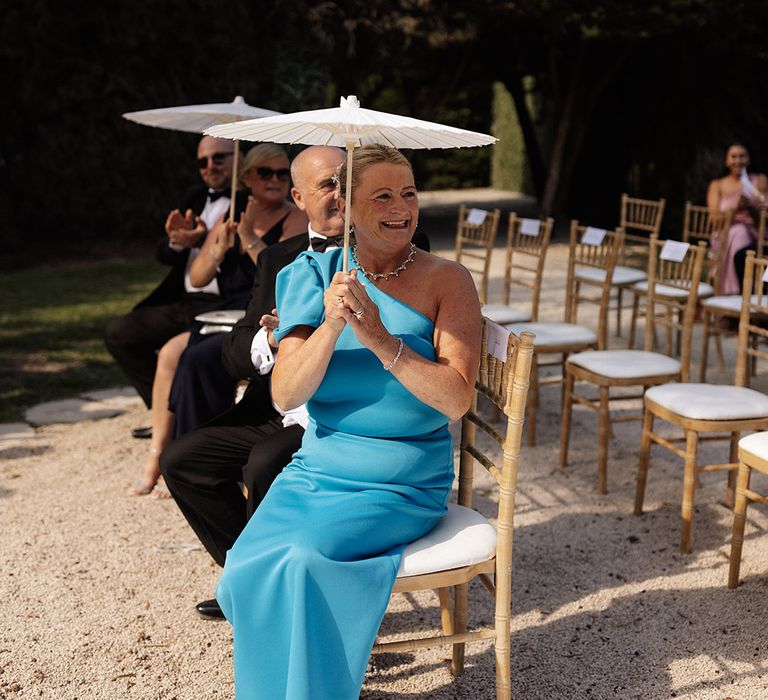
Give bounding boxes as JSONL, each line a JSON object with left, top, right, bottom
{"left": 643, "top": 238, "right": 707, "bottom": 381}
{"left": 619, "top": 193, "right": 666, "bottom": 270}
{"left": 500, "top": 214, "right": 554, "bottom": 320}
{"left": 736, "top": 252, "right": 768, "bottom": 387}
{"left": 758, "top": 209, "right": 767, "bottom": 257}
{"left": 681, "top": 201, "right": 735, "bottom": 288}
{"left": 565, "top": 221, "right": 625, "bottom": 349}
{"left": 458, "top": 318, "right": 534, "bottom": 637}
{"left": 455, "top": 205, "right": 501, "bottom": 304}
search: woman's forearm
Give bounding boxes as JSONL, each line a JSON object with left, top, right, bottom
{"left": 189, "top": 248, "right": 220, "bottom": 287}
{"left": 373, "top": 334, "right": 474, "bottom": 421}
{"left": 271, "top": 323, "right": 343, "bottom": 410}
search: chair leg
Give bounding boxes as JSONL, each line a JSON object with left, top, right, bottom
{"left": 662, "top": 305, "right": 672, "bottom": 356}
{"left": 725, "top": 432, "right": 740, "bottom": 508}
{"left": 700, "top": 312, "right": 711, "bottom": 382}
{"left": 728, "top": 461, "right": 752, "bottom": 589}
{"left": 635, "top": 407, "right": 654, "bottom": 515}
{"left": 628, "top": 292, "right": 640, "bottom": 349}
{"left": 559, "top": 370, "right": 575, "bottom": 469}
{"left": 451, "top": 583, "right": 468, "bottom": 676}
{"left": 597, "top": 385, "right": 610, "bottom": 495}
{"left": 494, "top": 584, "right": 512, "bottom": 700}
{"left": 527, "top": 354, "right": 539, "bottom": 447}
{"left": 680, "top": 429, "right": 700, "bottom": 554}
{"left": 715, "top": 332, "right": 725, "bottom": 370}
{"left": 437, "top": 587, "right": 454, "bottom": 635}
{"left": 616, "top": 287, "right": 624, "bottom": 337}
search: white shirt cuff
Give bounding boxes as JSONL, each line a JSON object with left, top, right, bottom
{"left": 250, "top": 326, "right": 275, "bottom": 375}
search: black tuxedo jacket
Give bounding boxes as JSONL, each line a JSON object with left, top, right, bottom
{"left": 137, "top": 185, "right": 248, "bottom": 309}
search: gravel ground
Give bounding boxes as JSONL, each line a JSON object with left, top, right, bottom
{"left": 2, "top": 240, "right": 768, "bottom": 700}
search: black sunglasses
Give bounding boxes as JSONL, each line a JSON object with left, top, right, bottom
{"left": 255, "top": 166, "right": 291, "bottom": 181}
{"left": 197, "top": 152, "right": 233, "bottom": 169}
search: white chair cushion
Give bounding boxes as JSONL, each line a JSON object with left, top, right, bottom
{"left": 397, "top": 503, "right": 496, "bottom": 578}
{"left": 645, "top": 383, "right": 768, "bottom": 420}
{"left": 632, "top": 281, "right": 714, "bottom": 299}
{"left": 506, "top": 322, "right": 596, "bottom": 348}
{"left": 482, "top": 304, "right": 531, "bottom": 325}
{"left": 575, "top": 265, "right": 647, "bottom": 286}
{"left": 739, "top": 431, "right": 768, "bottom": 460}
{"left": 568, "top": 350, "right": 681, "bottom": 378}
{"left": 701, "top": 295, "right": 768, "bottom": 313}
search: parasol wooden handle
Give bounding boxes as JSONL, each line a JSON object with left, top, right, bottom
{"left": 342, "top": 141, "right": 355, "bottom": 273}
{"left": 228, "top": 140, "right": 240, "bottom": 224}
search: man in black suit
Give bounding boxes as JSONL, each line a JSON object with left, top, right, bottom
{"left": 160, "top": 145, "right": 430, "bottom": 618}
{"left": 104, "top": 136, "right": 246, "bottom": 418}
{"left": 160, "top": 145, "right": 347, "bottom": 618}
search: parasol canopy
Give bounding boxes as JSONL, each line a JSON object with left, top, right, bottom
{"left": 123, "top": 96, "right": 282, "bottom": 219}
{"left": 205, "top": 95, "right": 497, "bottom": 270}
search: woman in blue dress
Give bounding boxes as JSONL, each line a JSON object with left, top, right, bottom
{"left": 216, "top": 144, "right": 482, "bottom": 699}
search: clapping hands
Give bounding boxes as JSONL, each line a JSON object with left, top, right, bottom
{"left": 165, "top": 208, "right": 206, "bottom": 247}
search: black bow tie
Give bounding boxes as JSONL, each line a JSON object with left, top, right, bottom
{"left": 208, "top": 189, "right": 229, "bottom": 202}
{"left": 310, "top": 236, "right": 342, "bottom": 253}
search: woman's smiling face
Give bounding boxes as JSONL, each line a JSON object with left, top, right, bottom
{"left": 726, "top": 144, "right": 749, "bottom": 176}
{"left": 351, "top": 162, "right": 419, "bottom": 245}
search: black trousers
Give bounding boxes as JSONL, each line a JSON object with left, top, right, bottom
{"left": 733, "top": 243, "right": 757, "bottom": 293}
{"left": 160, "top": 416, "right": 304, "bottom": 567}
{"left": 168, "top": 332, "right": 236, "bottom": 439}
{"left": 103, "top": 293, "right": 221, "bottom": 408}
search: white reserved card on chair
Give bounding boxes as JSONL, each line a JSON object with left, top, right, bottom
{"left": 762, "top": 266, "right": 768, "bottom": 284}
{"left": 520, "top": 218, "right": 540, "bottom": 236}
{"left": 486, "top": 320, "right": 512, "bottom": 361}
{"left": 466, "top": 208, "right": 488, "bottom": 226}
{"left": 582, "top": 227, "right": 607, "bottom": 246}
{"left": 660, "top": 240, "right": 690, "bottom": 263}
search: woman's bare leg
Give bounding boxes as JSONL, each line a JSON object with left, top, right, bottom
{"left": 129, "top": 331, "right": 191, "bottom": 496}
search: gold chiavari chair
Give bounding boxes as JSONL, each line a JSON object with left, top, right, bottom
{"left": 372, "top": 319, "right": 535, "bottom": 700}
{"left": 483, "top": 213, "right": 553, "bottom": 325}
{"left": 700, "top": 208, "right": 766, "bottom": 380}
{"left": 455, "top": 205, "right": 501, "bottom": 304}
{"left": 587, "top": 194, "right": 665, "bottom": 337}
{"left": 635, "top": 251, "right": 768, "bottom": 554}
{"left": 507, "top": 222, "right": 624, "bottom": 446}
{"left": 560, "top": 239, "right": 707, "bottom": 495}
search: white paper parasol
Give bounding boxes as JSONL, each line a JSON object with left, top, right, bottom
{"left": 123, "top": 96, "right": 282, "bottom": 219}
{"left": 205, "top": 95, "right": 497, "bottom": 270}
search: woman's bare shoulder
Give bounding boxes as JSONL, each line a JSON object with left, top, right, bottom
{"left": 418, "top": 250, "right": 471, "bottom": 278}
{"left": 416, "top": 251, "right": 477, "bottom": 296}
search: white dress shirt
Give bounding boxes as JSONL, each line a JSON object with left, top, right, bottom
{"left": 169, "top": 192, "right": 229, "bottom": 295}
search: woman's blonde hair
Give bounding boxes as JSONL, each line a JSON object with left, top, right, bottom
{"left": 238, "top": 143, "right": 289, "bottom": 188}
{"left": 337, "top": 144, "right": 413, "bottom": 201}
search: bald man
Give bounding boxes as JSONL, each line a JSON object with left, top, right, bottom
{"left": 104, "top": 136, "right": 247, "bottom": 427}
{"left": 160, "top": 146, "right": 430, "bottom": 618}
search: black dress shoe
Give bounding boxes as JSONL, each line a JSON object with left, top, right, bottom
{"left": 131, "top": 426, "right": 152, "bottom": 439}
{"left": 195, "top": 598, "right": 225, "bottom": 620}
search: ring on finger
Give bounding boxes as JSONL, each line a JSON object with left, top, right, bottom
{"left": 353, "top": 307, "right": 365, "bottom": 319}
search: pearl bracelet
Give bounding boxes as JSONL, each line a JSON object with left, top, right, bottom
{"left": 382, "top": 338, "right": 404, "bottom": 371}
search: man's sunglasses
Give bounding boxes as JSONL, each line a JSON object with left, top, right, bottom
{"left": 255, "top": 166, "right": 290, "bottom": 181}
{"left": 197, "top": 152, "right": 233, "bottom": 169}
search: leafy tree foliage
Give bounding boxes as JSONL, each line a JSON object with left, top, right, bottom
{"left": 2, "top": 0, "right": 768, "bottom": 263}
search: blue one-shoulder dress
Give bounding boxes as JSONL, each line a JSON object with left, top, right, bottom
{"left": 217, "top": 248, "right": 454, "bottom": 699}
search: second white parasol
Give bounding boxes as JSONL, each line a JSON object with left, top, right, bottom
{"left": 205, "top": 95, "right": 497, "bottom": 271}
{"left": 123, "top": 96, "right": 282, "bottom": 221}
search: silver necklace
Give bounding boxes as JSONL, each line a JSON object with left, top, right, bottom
{"left": 352, "top": 242, "right": 416, "bottom": 281}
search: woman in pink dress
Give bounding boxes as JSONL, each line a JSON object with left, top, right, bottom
{"left": 707, "top": 143, "right": 767, "bottom": 294}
